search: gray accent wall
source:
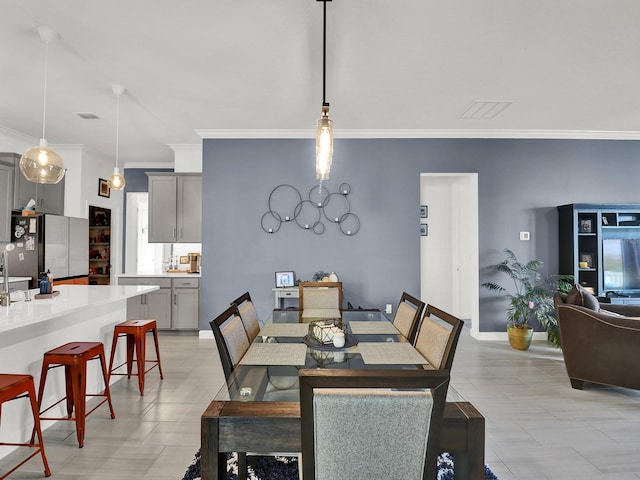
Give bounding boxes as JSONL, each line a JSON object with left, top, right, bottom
{"left": 202, "top": 138, "right": 640, "bottom": 332}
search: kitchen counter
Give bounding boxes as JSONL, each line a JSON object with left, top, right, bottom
{"left": 117, "top": 272, "right": 201, "bottom": 278}
{"left": 7, "top": 276, "right": 32, "bottom": 284}
{"left": 0, "top": 284, "right": 157, "bottom": 461}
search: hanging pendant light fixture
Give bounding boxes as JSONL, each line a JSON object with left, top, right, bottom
{"left": 20, "top": 25, "right": 66, "bottom": 184}
{"left": 315, "top": 0, "right": 334, "bottom": 182}
{"left": 108, "top": 85, "right": 126, "bottom": 190}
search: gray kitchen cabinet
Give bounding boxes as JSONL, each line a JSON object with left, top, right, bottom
{"left": 147, "top": 173, "right": 201, "bottom": 243}
{"left": 0, "top": 152, "right": 65, "bottom": 215}
{"left": 171, "top": 277, "right": 200, "bottom": 330}
{"left": 118, "top": 276, "right": 199, "bottom": 330}
{"left": 119, "top": 277, "right": 172, "bottom": 329}
{"left": 0, "top": 159, "right": 13, "bottom": 242}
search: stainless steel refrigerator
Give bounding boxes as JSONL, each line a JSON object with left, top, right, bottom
{"left": 7, "top": 214, "right": 89, "bottom": 288}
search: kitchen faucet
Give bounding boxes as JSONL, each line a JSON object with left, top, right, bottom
{"left": 0, "top": 250, "right": 10, "bottom": 306}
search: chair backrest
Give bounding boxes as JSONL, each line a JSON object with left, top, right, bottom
{"left": 414, "top": 304, "right": 464, "bottom": 370}
{"left": 231, "top": 291, "right": 261, "bottom": 342}
{"left": 392, "top": 292, "right": 426, "bottom": 343}
{"left": 299, "top": 369, "right": 449, "bottom": 480}
{"left": 209, "top": 304, "right": 250, "bottom": 378}
{"left": 298, "top": 281, "right": 343, "bottom": 320}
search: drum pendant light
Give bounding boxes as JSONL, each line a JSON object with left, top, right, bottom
{"left": 19, "top": 25, "right": 66, "bottom": 185}
{"left": 108, "top": 85, "right": 126, "bottom": 190}
{"left": 315, "top": 0, "right": 334, "bottom": 183}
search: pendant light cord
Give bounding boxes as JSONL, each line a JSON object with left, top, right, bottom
{"left": 115, "top": 92, "right": 120, "bottom": 168}
{"left": 322, "top": 0, "right": 327, "bottom": 106}
{"left": 42, "top": 40, "right": 50, "bottom": 140}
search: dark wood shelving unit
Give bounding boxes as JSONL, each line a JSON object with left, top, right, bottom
{"left": 89, "top": 206, "right": 111, "bottom": 285}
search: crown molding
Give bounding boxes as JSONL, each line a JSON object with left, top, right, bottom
{"left": 196, "top": 128, "right": 640, "bottom": 140}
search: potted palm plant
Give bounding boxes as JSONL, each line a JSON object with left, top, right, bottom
{"left": 482, "top": 249, "right": 572, "bottom": 350}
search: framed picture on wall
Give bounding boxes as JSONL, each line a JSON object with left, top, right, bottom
{"left": 420, "top": 223, "right": 428, "bottom": 236}
{"left": 98, "top": 178, "right": 110, "bottom": 198}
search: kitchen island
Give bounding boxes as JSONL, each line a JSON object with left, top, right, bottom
{"left": 0, "top": 284, "right": 159, "bottom": 460}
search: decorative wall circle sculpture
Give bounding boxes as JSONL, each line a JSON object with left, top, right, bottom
{"left": 262, "top": 183, "right": 359, "bottom": 236}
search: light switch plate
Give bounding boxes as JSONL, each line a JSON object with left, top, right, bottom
{"left": 520, "top": 231, "right": 530, "bottom": 241}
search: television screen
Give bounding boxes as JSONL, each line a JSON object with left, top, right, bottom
{"left": 602, "top": 238, "right": 640, "bottom": 291}
{"left": 275, "top": 271, "right": 295, "bottom": 288}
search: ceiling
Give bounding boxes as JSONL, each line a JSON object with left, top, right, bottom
{"left": 2, "top": 0, "right": 640, "bottom": 165}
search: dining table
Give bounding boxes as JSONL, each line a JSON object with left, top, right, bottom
{"left": 201, "top": 308, "right": 485, "bottom": 479}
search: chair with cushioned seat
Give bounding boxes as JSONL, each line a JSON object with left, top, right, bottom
{"left": 392, "top": 292, "right": 425, "bottom": 343}
{"left": 209, "top": 304, "right": 250, "bottom": 381}
{"left": 299, "top": 369, "right": 450, "bottom": 480}
{"left": 0, "top": 374, "right": 51, "bottom": 478}
{"left": 298, "top": 281, "right": 343, "bottom": 321}
{"left": 231, "top": 291, "right": 261, "bottom": 342}
{"left": 413, "top": 305, "right": 464, "bottom": 370}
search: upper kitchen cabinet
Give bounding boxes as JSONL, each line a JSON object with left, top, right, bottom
{"left": 0, "top": 153, "right": 65, "bottom": 215}
{"left": 0, "top": 158, "right": 14, "bottom": 242}
{"left": 147, "top": 173, "right": 201, "bottom": 243}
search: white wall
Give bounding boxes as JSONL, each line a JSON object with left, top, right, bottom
{"left": 420, "top": 173, "right": 478, "bottom": 333}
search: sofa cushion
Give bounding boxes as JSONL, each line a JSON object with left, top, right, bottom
{"left": 566, "top": 284, "right": 600, "bottom": 311}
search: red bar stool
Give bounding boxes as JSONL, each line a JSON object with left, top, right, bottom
{"left": 35, "top": 342, "right": 115, "bottom": 448}
{"left": 108, "top": 319, "right": 163, "bottom": 396}
{"left": 0, "top": 374, "right": 51, "bottom": 478}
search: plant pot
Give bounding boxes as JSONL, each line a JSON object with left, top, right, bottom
{"left": 507, "top": 325, "right": 533, "bottom": 350}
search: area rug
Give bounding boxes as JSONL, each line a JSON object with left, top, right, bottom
{"left": 182, "top": 450, "right": 499, "bottom": 480}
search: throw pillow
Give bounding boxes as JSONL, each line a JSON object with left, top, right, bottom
{"left": 565, "top": 284, "right": 600, "bottom": 311}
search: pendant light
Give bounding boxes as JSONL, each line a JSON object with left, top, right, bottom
{"left": 315, "top": 0, "right": 334, "bottom": 182}
{"left": 19, "top": 25, "right": 66, "bottom": 184}
{"left": 108, "top": 85, "right": 126, "bottom": 190}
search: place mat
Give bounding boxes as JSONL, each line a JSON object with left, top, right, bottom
{"left": 357, "top": 342, "right": 429, "bottom": 365}
{"left": 239, "top": 343, "right": 308, "bottom": 366}
{"left": 348, "top": 321, "right": 400, "bottom": 335}
{"left": 258, "top": 323, "right": 309, "bottom": 338}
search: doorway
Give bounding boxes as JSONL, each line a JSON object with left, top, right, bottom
{"left": 420, "top": 173, "right": 479, "bottom": 336}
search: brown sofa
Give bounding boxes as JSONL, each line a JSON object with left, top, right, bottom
{"left": 555, "top": 293, "right": 640, "bottom": 390}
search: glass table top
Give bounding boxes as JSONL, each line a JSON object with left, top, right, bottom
{"left": 214, "top": 309, "right": 463, "bottom": 403}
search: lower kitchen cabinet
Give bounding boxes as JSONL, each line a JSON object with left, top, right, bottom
{"left": 118, "top": 276, "right": 199, "bottom": 330}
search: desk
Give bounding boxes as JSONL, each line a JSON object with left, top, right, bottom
{"left": 272, "top": 287, "right": 299, "bottom": 308}
{"left": 201, "top": 309, "right": 485, "bottom": 479}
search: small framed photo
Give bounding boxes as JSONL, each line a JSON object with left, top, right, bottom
{"left": 420, "top": 223, "right": 428, "bottom": 236}
{"left": 420, "top": 205, "right": 428, "bottom": 218}
{"left": 179, "top": 256, "right": 189, "bottom": 265}
{"left": 580, "top": 253, "right": 594, "bottom": 268}
{"left": 275, "top": 271, "right": 295, "bottom": 288}
{"left": 98, "top": 178, "right": 110, "bottom": 198}
{"left": 580, "top": 219, "right": 592, "bottom": 233}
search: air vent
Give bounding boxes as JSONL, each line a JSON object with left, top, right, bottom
{"left": 75, "top": 112, "right": 101, "bottom": 120}
{"left": 457, "top": 101, "right": 512, "bottom": 119}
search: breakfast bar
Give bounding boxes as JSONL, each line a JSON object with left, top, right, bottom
{"left": 0, "top": 284, "right": 159, "bottom": 460}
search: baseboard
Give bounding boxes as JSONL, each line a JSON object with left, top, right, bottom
{"left": 199, "top": 330, "right": 214, "bottom": 339}
{"left": 471, "top": 330, "right": 549, "bottom": 341}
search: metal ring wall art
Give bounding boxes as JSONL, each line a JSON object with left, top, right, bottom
{"left": 261, "top": 183, "right": 360, "bottom": 236}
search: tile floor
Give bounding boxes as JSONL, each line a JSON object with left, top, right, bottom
{"left": 2, "top": 328, "right": 640, "bottom": 479}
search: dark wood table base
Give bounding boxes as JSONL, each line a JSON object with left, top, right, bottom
{"left": 201, "top": 400, "right": 485, "bottom": 480}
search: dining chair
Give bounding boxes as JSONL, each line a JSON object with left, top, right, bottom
{"left": 392, "top": 292, "right": 426, "bottom": 343}
{"left": 298, "top": 281, "right": 343, "bottom": 320}
{"left": 231, "top": 291, "right": 261, "bottom": 342}
{"left": 299, "top": 369, "right": 450, "bottom": 480}
{"left": 413, "top": 304, "right": 464, "bottom": 370}
{"left": 209, "top": 304, "right": 250, "bottom": 379}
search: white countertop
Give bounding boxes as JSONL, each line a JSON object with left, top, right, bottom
{"left": 7, "top": 276, "right": 31, "bottom": 283}
{"left": 117, "top": 272, "right": 201, "bottom": 278}
{"left": 0, "top": 284, "right": 159, "bottom": 334}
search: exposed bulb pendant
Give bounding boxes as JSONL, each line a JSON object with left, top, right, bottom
{"left": 315, "top": 0, "right": 334, "bottom": 182}
{"left": 108, "top": 85, "right": 126, "bottom": 190}
{"left": 315, "top": 103, "right": 333, "bottom": 181}
{"left": 20, "top": 25, "right": 66, "bottom": 185}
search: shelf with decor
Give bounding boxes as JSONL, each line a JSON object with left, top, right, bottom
{"left": 89, "top": 206, "right": 111, "bottom": 285}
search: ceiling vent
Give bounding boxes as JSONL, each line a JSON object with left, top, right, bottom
{"left": 457, "top": 101, "right": 512, "bottom": 119}
{"left": 75, "top": 112, "right": 101, "bottom": 120}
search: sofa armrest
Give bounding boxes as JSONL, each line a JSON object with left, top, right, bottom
{"left": 600, "top": 303, "right": 640, "bottom": 317}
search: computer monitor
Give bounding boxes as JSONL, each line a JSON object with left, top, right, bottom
{"left": 275, "top": 271, "right": 295, "bottom": 288}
